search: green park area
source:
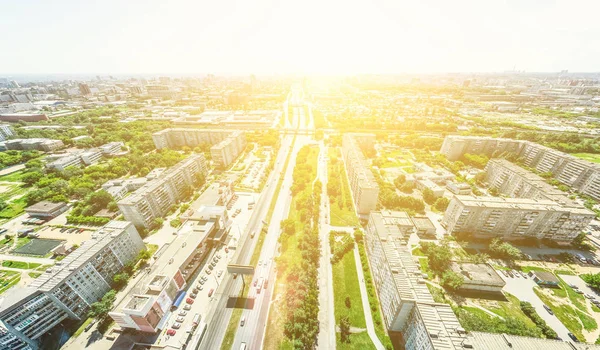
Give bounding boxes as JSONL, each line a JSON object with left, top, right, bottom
{"left": 327, "top": 148, "right": 360, "bottom": 227}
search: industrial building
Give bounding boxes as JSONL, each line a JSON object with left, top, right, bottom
{"left": 152, "top": 128, "right": 246, "bottom": 168}
{"left": 117, "top": 154, "right": 208, "bottom": 229}
{"left": 449, "top": 262, "right": 505, "bottom": 292}
{"left": 342, "top": 133, "right": 379, "bottom": 215}
{"left": 0, "top": 221, "right": 144, "bottom": 350}
{"left": 442, "top": 195, "right": 595, "bottom": 244}
{"left": 109, "top": 206, "right": 228, "bottom": 332}
{"left": 24, "top": 201, "right": 69, "bottom": 220}
{"left": 440, "top": 135, "right": 600, "bottom": 201}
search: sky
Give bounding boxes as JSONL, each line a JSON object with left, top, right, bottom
{"left": 1, "top": 0, "right": 599, "bottom": 75}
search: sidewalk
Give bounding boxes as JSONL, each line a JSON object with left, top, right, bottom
{"left": 352, "top": 244, "right": 385, "bottom": 350}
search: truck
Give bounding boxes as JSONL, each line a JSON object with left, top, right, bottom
{"left": 256, "top": 277, "right": 264, "bottom": 293}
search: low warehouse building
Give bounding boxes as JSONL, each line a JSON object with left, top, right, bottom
{"left": 450, "top": 262, "right": 506, "bottom": 292}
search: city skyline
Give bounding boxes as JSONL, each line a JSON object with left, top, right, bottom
{"left": 2, "top": 0, "right": 600, "bottom": 74}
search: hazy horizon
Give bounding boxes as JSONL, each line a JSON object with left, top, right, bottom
{"left": 2, "top": 0, "right": 600, "bottom": 75}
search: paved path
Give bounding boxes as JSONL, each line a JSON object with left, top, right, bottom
{"left": 352, "top": 242, "right": 385, "bottom": 350}
{"left": 0, "top": 164, "right": 25, "bottom": 177}
{"left": 0, "top": 254, "right": 54, "bottom": 264}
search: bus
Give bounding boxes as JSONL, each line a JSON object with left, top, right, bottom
{"left": 171, "top": 290, "right": 186, "bottom": 311}
{"left": 192, "top": 313, "right": 201, "bottom": 327}
{"left": 256, "top": 277, "right": 264, "bottom": 293}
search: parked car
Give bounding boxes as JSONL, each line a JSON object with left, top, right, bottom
{"left": 190, "top": 293, "right": 197, "bottom": 299}
{"left": 186, "top": 298, "right": 194, "bottom": 304}
{"left": 202, "top": 276, "right": 208, "bottom": 281}
{"left": 199, "top": 285, "right": 204, "bottom": 291}
{"left": 176, "top": 317, "right": 185, "bottom": 323}
{"left": 543, "top": 305, "right": 553, "bottom": 315}
{"left": 240, "top": 316, "right": 246, "bottom": 327}
{"left": 218, "top": 270, "right": 223, "bottom": 277}
{"left": 172, "top": 322, "right": 181, "bottom": 329}
{"left": 206, "top": 269, "right": 212, "bottom": 274}
{"left": 184, "top": 304, "right": 192, "bottom": 310}
{"left": 208, "top": 288, "right": 214, "bottom": 297}
{"left": 167, "top": 329, "right": 176, "bottom": 336}
{"left": 568, "top": 333, "right": 579, "bottom": 342}
{"left": 569, "top": 284, "right": 579, "bottom": 289}
{"left": 178, "top": 310, "right": 187, "bottom": 316}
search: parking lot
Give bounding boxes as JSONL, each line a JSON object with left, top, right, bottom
{"left": 239, "top": 150, "right": 271, "bottom": 191}
{"left": 159, "top": 245, "right": 231, "bottom": 348}
{"left": 498, "top": 269, "right": 572, "bottom": 341}
{"left": 37, "top": 225, "right": 93, "bottom": 246}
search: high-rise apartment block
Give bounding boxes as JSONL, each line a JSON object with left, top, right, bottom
{"left": 0, "top": 221, "right": 144, "bottom": 350}
{"left": 365, "top": 211, "right": 467, "bottom": 349}
{"left": 442, "top": 195, "right": 594, "bottom": 244}
{"left": 152, "top": 128, "right": 246, "bottom": 168}
{"left": 117, "top": 154, "right": 208, "bottom": 229}
{"left": 440, "top": 135, "right": 600, "bottom": 201}
{"left": 342, "top": 133, "right": 379, "bottom": 215}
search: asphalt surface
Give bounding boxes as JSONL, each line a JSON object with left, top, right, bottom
{"left": 198, "top": 134, "right": 295, "bottom": 349}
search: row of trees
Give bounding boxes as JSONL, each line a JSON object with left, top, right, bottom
{"left": 0, "top": 150, "right": 41, "bottom": 170}
{"left": 281, "top": 146, "right": 321, "bottom": 349}
{"left": 519, "top": 301, "right": 558, "bottom": 339}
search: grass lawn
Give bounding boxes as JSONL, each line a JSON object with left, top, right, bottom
{"left": 418, "top": 258, "right": 434, "bottom": 279}
{"left": 2, "top": 260, "right": 41, "bottom": 269}
{"left": 0, "top": 170, "right": 25, "bottom": 183}
{"left": 28, "top": 272, "right": 42, "bottom": 278}
{"left": 0, "top": 197, "right": 27, "bottom": 219}
{"left": 328, "top": 148, "right": 359, "bottom": 227}
{"left": 573, "top": 153, "right": 600, "bottom": 164}
{"left": 0, "top": 270, "right": 21, "bottom": 295}
{"left": 336, "top": 332, "right": 375, "bottom": 350}
{"left": 332, "top": 240, "right": 374, "bottom": 349}
{"left": 535, "top": 287, "right": 585, "bottom": 340}
{"left": 14, "top": 237, "right": 31, "bottom": 249}
{"left": 73, "top": 318, "right": 93, "bottom": 338}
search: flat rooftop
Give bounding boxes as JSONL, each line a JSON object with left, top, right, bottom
{"left": 25, "top": 200, "right": 67, "bottom": 213}
{"left": 450, "top": 262, "right": 505, "bottom": 287}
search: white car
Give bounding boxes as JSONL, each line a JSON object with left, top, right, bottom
{"left": 178, "top": 311, "right": 187, "bottom": 316}
{"left": 184, "top": 304, "right": 192, "bottom": 310}
{"left": 217, "top": 270, "right": 223, "bottom": 277}
{"left": 172, "top": 322, "right": 181, "bottom": 329}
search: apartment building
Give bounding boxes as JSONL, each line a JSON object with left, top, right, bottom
{"left": 0, "top": 221, "right": 144, "bottom": 350}
{"left": 365, "top": 211, "right": 467, "bottom": 349}
{"left": 365, "top": 211, "right": 600, "bottom": 350}
{"left": 0, "top": 124, "right": 14, "bottom": 141}
{"left": 117, "top": 154, "right": 208, "bottom": 229}
{"left": 99, "top": 141, "right": 124, "bottom": 155}
{"left": 46, "top": 154, "right": 82, "bottom": 171}
{"left": 79, "top": 148, "right": 103, "bottom": 165}
{"left": 342, "top": 134, "right": 379, "bottom": 215}
{"left": 152, "top": 128, "right": 246, "bottom": 168}
{"left": 4, "top": 138, "right": 64, "bottom": 152}
{"left": 440, "top": 135, "right": 600, "bottom": 201}
{"left": 442, "top": 195, "right": 595, "bottom": 244}
{"left": 109, "top": 207, "right": 227, "bottom": 332}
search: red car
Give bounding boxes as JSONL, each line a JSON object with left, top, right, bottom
{"left": 166, "top": 329, "right": 176, "bottom": 336}
{"left": 225, "top": 247, "right": 229, "bottom": 253}
{"left": 186, "top": 298, "right": 194, "bottom": 304}
{"left": 208, "top": 288, "right": 214, "bottom": 297}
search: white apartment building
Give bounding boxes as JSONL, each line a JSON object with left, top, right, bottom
{"left": 0, "top": 221, "right": 144, "bottom": 350}
{"left": 152, "top": 128, "right": 246, "bottom": 168}
{"left": 99, "top": 141, "right": 124, "bottom": 155}
{"left": 46, "top": 154, "right": 82, "bottom": 171}
{"left": 0, "top": 124, "right": 14, "bottom": 142}
{"left": 440, "top": 135, "right": 600, "bottom": 201}
{"left": 342, "top": 134, "right": 379, "bottom": 215}
{"left": 79, "top": 148, "right": 103, "bottom": 165}
{"left": 443, "top": 195, "right": 595, "bottom": 244}
{"left": 117, "top": 154, "right": 208, "bottom": 229}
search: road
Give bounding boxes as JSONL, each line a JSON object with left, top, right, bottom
{"left": 233, "top": 134, "right": 313, "bottom": 349}
{"left": 199, "top": 134, "right": 295, "bottom": 349}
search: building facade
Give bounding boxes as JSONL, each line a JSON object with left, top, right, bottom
{"left": 117, "top": 154, "right": 208, "bottom": 229}
{"left": 342, "top": 134, "right": 379, "bottom": 215}
{"left": 152, "top": 128, "right": 246, "bottom": 168}
{"left": 0, "top": 221, "right": 144, "bottom": 350}
{"left": 440, "top": 135, "right": 600, "bottom": 201}
{"left": 442, "top": 195, "right": 595, "bottom": 244}
{"left": 4, "top": 138, "right": 64, "bottom": 152}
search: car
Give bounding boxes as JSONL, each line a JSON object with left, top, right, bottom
{"left": 199, "top": 285, "right": 204, "bottom": 291}
{"left": 210, "top": 262, "right": 216, "bottom": 267}
{"left": 225, "top": 248, "right": 229, "bottom": 253}
{"left": 568, "top": 332, "right": 579, "bottom": 342}
{"left": 190, "top": 293, "right": 197, "bottom": 299}
{"left": 172, "top": 322, "right": 181, "bottom": 329}
{"left": 193, "top": 288, "right": 199, "bottom": 294}
{"left": 202, "top": 276, "right": 208, "bottom": 281}
{"left": 592, "top": 300, "right": 600, "bottom": 306}
{"left": 206, "top": 269, "right": 212, "bottom": 274}
{"left": 507, "top": 271, "right": 514, "bottom": 277}
{"left": 199, "top": 279, "right": 206, "bottom": 285}
{"left": 186, "top": 298, "right": 194, "bottom": 304}
{"left": 208, "top": 288, "right": 214, "bottom": 297}
{"left": 569, "top": 284, "right": 579, "bottom": 289}
{"left": 176, "top": 316, "right": 185, "bottom": 323}
{"left": 575, "top": 289, "right": 584, "bottom": 294}
{"left": 240, "top": 316, "right": 245, "bottom": 327}
{"left": 166, "top": 329, "right": 176, "bottom": 336}
{"left": 258, "top": 260, "right": 263, "bottom": 266}
{"left": 213, "top": 257, "right": 219, "bottom": 263}
{"left": 178, "top": 310, "right": 187, "bottom": 316}
{"left": 254, "top": 279, "right": 258, "bottom": 287}
{"left": 543, "top": 305, "right": 553, "bottom": 315}
{"left": 208, "top": 265, "right": 214, "bottom": 270}
{"left": 586, "top": 294, "right": 596, "bottom": 300}
{"left": 217, "top": 254, "right": 222, "bottom": 259}
{"left": 184, "top": 304, "right": 192, "bottom": 310}
{"left": 218, "top": 270, "right": 223, "bottom": 277}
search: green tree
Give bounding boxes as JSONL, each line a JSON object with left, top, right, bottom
{"left": 422, "top": 188, "right": 436, "bottom": 205}
{"left": 112, "top": 273, "right": 130, "bottom": 290}
{"left": 441, "top": 271, "right": 464, "bottom": 291}
{"left": 489, "top": 239, "right": 521, "bottom": 261}
{"left": 434, "top": 197, "right": 450, "bottom": 211}
{"left": 340, "top": 315, "right": 351, "bottom": 343}
{"left": 280, "top": 218, "right": 295, "bottom": 235}
{"left": 88, "top": 290, "right": 117, "bottom": 319}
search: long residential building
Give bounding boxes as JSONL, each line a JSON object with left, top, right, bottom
{"left": 4, "top": 138, "right": 64, "bottom": 152}
{"left": 152, "top": 128, "right": 246, "bottom": 168}
{"left": 342, "top": 133, "right": 379, "bottom": 215}
{"left": 364, "top": 211, "right": 600, "bottom": 350}
{"left": 442, "top": 195, "right": 595, "bottom": 244}
{"left": 117, "top": 154, "right": 208, "bottom": 229}
{"left": 0, "top": 221, "right": 144, "bottom": 350}
{"left": 109, "top": 206, "right": 227, "bottom": 332}
{"left": 440, "top": 135, "right": 600, "bottom": 200}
